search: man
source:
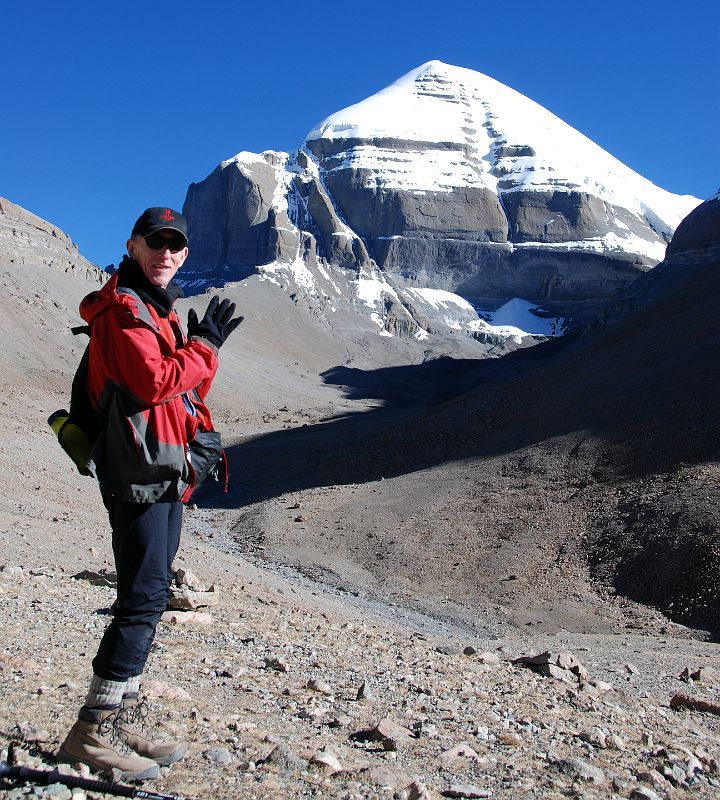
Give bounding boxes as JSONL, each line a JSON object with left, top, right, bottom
{"left": 58, "top": 208, "right": 241, "bottom": 779}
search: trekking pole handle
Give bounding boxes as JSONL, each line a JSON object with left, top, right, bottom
{"left": 0, "top": 761, "right": 198, "bottom": 800}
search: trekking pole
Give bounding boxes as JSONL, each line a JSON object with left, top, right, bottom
{"left": 0, "top": 761, "right": 198, "bottom": 800}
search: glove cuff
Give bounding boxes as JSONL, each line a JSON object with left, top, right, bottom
{"left": 189, "top": 335, "right": 220, "bottom": 354}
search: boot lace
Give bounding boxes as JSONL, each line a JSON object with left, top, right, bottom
{"left": 121, "top": 698, "right": 160, "bottom": 740}
{"left": 97, "top": 709, "right": 135, "bottom": 756}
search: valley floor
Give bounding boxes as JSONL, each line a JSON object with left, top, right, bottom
{"left": 1, "top": 261, "right": 719, "bottom": 799}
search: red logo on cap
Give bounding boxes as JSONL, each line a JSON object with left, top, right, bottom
{"left": 160, "top": 208, "right": 175, "bottom": 221}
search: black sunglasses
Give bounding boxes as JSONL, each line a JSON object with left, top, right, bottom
{"left": 144, "top": 232, "right": 187, "bottom": 252}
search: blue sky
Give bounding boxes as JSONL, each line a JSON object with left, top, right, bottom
{"left": 2, "top": 0, "right": 717, "bottom": 268}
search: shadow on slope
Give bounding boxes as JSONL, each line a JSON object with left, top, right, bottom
{"left": 205, "top": 247, "right": 720, "bottom": 506}
{"left": 320, "top": 334, "right": 576, "bottom": 407}
{"left": 198, "top": 336, "right": 581, "bottom": 507}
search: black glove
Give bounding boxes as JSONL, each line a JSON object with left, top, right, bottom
{"left": 187, "top": 295, "right": 243, "bottom": 349}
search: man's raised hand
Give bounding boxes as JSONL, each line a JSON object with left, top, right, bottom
{"left": 188, "top": 295, "right": 243, "bottom": 349}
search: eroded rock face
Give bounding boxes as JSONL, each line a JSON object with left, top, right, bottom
{"left": 506, "top": 247, "right": 649, "bottom": 310}
{"left": 306, "top": 141, "right": 509, "bottom": 246}
{"left": 376, "top": 240, "right": 644, "bottom": 311}
{"left": 183, "top": 155, "right": 294, "bottom": 281}
{"left": 583, "top": 192, "right": 720, "bottom": 334}
{"left": 183, "top": 152, "right": 374, "bottom": 288}
{"left": 299, "top": 173, "right": 373, "bottom": 270}
{"left": 501, "top": 190, "right": 664, "bottom": 245}
{"left": 0, "top": 196, "right": 103, "bottom": 282}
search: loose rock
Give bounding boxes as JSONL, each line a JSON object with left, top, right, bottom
{"left": 550, "top": 755, "right": 606, "bottom": 784}
{"left": 309, "top": 748, "right": 343, "bottom": 773}
{"left": 203, "top": 747, "right": 233, "bottom": 764}
{"left": 442, "top": 785, "right": 492, "bottom": 798}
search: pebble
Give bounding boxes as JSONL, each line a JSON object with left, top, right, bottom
{"left": 579, "top": 727, "right": 607, "bottom": 748}
{"left": 263, "top": 743, "right": 304, "bottom": 772}
{"left": 435, "top": 644, "right": 460, "bottom": 655}
{"left": 309, "top": 748, "right": 343, "bottom": 773}
{"left": 264, "top": 656, "right": 289, "bottom": 673}
{"left": 2, "top": 556, "right": 719, "bottom": 800}
{"left": 160, "top": 610, "right": 213, "bottom": 625}
{"left": 406, "top": 780, "right": 433, "bottom": 800}
{"left": 143, "top": 680, "right": 193, "bottom": 701}
{"left": 630, "top": 788, "right": 661, "bottom": 800}
{"left": 356, "top": 679, "right": 375, "bottom": 701}
{"left": 608, "top": 732, "right": 626, "bottom": 750}
{"left": 379, "top": 717, "right": 414, "bottom": 742}
{"left": 440, "top": 742, "right": 481, "bottom": 761}
{"left": 44, "top": 786, "right": 72, "bottom": 800}
{"left": 306, "top": 677, "right": 333, "bottom": 695}
{"left": 361, "top": 764, "right": 412, "bottom": 789}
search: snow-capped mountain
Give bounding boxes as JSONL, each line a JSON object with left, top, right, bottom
{"left": 307, "top": 61, "right": 696, "bottom": 261}
{"left": 306, "top": 61, "right": 698, "bottom": 260}
{"left": 182, "top": 61, "right": 701, "bottom": 349}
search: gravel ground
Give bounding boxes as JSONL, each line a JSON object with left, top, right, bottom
{"left": 1, "top": 539, "right": 719, "bottom": 800}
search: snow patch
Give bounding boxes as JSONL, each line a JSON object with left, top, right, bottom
{"left": 405, "top": 287, "right": 475, "bottom": 313}
{"left": 404, "top": 287, "right": 564, "bottom": 343}
{"left": 355, "top": 270, "right": 400, "bottom": 309}
{"left": 513, "top": 230, "right": 666, "bottom": 262}
{"left": 475, "top": 298, "right": 565, "bottom": 342}
{"left": 258, "top": 256, "right": 318, "bottom": 294}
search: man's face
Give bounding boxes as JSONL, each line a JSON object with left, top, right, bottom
{"left": 127, "top": 230, "right": 188, "bottom": 288}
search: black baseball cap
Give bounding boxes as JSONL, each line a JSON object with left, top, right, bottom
{"left": 131, "top": 207, "right": 188, "bottom": 243}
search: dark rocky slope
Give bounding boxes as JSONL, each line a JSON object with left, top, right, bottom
{"left": 380, "top": 194, "right": 720, "bottom": 636}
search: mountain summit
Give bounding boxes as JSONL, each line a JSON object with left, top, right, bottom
{"left": 307, "top": 60, "right": 697, "bottom": 260}
{"left": 182, "top": 61, "right": 701, "bottom": 347}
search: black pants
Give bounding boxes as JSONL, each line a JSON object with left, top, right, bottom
{"left": 93, "top": 491, "right": 182, "bottom": 681}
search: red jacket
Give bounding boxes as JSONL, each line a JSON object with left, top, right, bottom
{"left": 80, "top": 274, "right": 219, "bottom": 503}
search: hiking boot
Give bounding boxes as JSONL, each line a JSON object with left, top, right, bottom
{"left": 117, "top": 693, "right": 186, "bottom": 766}
{"left": 58, "top": 706, "right": 159, "bottom": 780}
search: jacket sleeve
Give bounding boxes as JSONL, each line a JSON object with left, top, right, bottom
{"left": 193, "top": 373, "right": 216, "bottom": 401}
{"left": 93, "top": 308, "right": 218, "bottom": 406}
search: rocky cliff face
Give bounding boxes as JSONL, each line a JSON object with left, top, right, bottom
{"left": 182, "top": 61, "right": 700, "bottom": 346}
{"left": 182, "top": 151, "right": 375, "bottom": 284}
{"left": 0, "top": 196, "right": 103, "bottom": 282}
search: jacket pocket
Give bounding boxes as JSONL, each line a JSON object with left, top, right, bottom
{"left": 188, "top": 430, "right": 223, "bottom": 486}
